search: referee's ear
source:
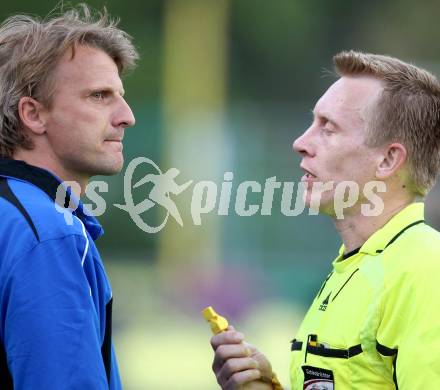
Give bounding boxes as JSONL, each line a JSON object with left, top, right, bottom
{"left": 375, "top": 142, "right": 407, "bottom": 180}
{"left": 18, "top": 96, "right": 47, "bottom": 136}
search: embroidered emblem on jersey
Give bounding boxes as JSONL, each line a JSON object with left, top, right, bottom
{"left": 302, "top": 365, "right": 334, "bottom": 389}
{"left": 319, "top": 292, "right": 331, "bottom": 311}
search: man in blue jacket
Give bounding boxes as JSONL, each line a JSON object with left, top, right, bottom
{"left": 0, "top": 5, "right": 137, "bottom": 389}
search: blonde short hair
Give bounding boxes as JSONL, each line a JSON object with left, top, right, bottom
{"left": 334, "top": 50, "right": 440, "bottom": 196}
{"left": 0, "top": 4, "right": 138, "bottom": 158}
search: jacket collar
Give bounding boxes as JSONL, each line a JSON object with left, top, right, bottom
{"left": 333, "top": 203, "right": 425, "bottom": 271}
{"left": 360, "top": 202, "right": 424, "bottom": 255}
{"left": 0, "top": 159, "right": 103, "bottom": 240}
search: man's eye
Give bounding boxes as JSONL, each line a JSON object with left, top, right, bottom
{"left": 321, "top": 127, "right": 333, "bottom": 135}
{"left": 91, "top": 91, "right": 106, "bottom": 100}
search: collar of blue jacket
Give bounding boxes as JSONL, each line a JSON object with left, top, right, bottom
{"left": 0, "top": 158, "right": 103, "bottom": 240}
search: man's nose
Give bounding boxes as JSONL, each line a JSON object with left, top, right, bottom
{"left": 113, "top": 97, "right": 136, "bottom": 128}
{"left": 293, "top": 129, "right": 312, "bottom": 156}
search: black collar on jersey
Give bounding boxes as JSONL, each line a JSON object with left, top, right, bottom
{"left": 375, "top": 219, "right": 425, "bottom": 254}
{"left": 342, "top": 247, "right": 361, "bottom": 260}
{"left": 0, "top": 159, "right": 66, "bottom": 204}
{"left": 342, "top": 219, "right": 426, "bottom": 258}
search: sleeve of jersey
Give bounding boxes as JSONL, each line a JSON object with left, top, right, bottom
{"left": 376, "top": 256, "right": 440, "bottom": 388}
{"left": 3, "top": 234, "right": 109, "bottom": 390}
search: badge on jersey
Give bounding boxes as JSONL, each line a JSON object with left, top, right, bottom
{"left": 302, "top": 365, "right": 334, "bottom": 390}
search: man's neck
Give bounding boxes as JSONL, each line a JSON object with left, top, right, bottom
{"left": 334, "top": 199, "right": 416, "bottom": 253}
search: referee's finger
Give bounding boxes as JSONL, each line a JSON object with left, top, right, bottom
{"left": 224, "top": 369, "right": 261, "bottom": 390}
{"left": 217, "top": 357, "right": 259, "bottom": 384}
{"left": 210, "top": 327, "right": 244, "bottom": 351}
{"left": 212, "top": 343, "right": 250, "bottom": 373}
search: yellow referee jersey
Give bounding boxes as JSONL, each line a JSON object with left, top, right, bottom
{"left": 290, "top": 203, "right": 440, "bottom": 389}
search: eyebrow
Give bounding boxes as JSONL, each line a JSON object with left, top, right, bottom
{"left": 311, "top": 109, "right": 340, "bottom": 129}
{"left": 86, "top": 87, "right": 125, "bottom": 96}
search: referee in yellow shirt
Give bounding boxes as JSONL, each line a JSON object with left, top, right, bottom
{"left": 210, "top": 51, "right": 440, "bottom": 389}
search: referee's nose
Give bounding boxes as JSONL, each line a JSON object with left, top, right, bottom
{"left": 293, "top": 125, "right": 315, "bottom": 158}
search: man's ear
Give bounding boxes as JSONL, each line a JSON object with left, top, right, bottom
{"left": 18, "top": 97, "right": 47, "bottom": 135}
{"left": 376, "top": 143, "right": 407, "bottom": 180}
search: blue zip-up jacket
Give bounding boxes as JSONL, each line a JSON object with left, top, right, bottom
{"left": 0, "top": 159, "right": 122, "bottom": 389}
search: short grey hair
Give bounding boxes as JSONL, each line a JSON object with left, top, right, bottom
{"left": 0, "top": 4, "right": 139, "bottom": 158}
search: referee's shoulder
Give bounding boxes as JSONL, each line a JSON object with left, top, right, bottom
{"left": 384, "top": 222, "right": 440, "bottom": 274}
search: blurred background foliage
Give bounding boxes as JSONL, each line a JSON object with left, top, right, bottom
{"left": 1, "top": 1, "right": 440, "bottom": 388}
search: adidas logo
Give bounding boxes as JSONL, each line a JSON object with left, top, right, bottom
{"left": 319, "top": 292, "right": 331, "bottom": 311}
